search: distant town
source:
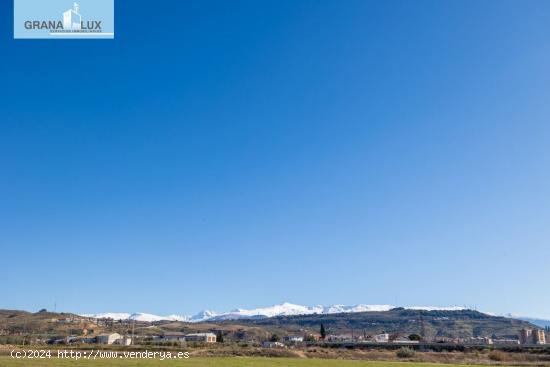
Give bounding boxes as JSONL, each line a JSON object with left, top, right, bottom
{"left": 2, "top": 313, "right": 547, "bottom": 349}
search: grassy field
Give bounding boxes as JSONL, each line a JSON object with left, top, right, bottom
{"left": 0, "top": 357, "right": 490, "bottom": 367}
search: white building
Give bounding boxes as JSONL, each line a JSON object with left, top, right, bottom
{"left": 262, "top": 341, "right": 285, "bottom": 348}
{"left": 534, "top": 329, "right": 547, "bottom": 345}
{"left": 464, "top": 337, "right": 492, "bottom": 345}
{"left": 282, "top": 335, "right": 304, "bottom": 344}
{"left": 115, "top": 337, "right": 132, "bottom": 346}
{"left": 161, "top": 332, "right": 186, "bottom": 342}
{"left": 184, "top": 333, "right": 216, "bottom": 343}
{"left": 97, "top": 333, "right": 122, "bottom": 345}
{"left": 327, "top": 334, "right": 352, "bottom": 342}
{"left": 373, "top": 333, "right": 389, "bottom": 343}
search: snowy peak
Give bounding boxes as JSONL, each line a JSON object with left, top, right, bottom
{"left": 82, "top": 302, "right": 468, "bottom": 323}
{"left": 189, "top": 310, "right": 217, "bottom": 322}
{"left": 210, "top": 303, "right": 310, "bottom": 320}
{"left": 128, "top": 313, "right": 187, "bottom": 322}
{"left": 216, "top": 303, "right": 398, "bottom": 319}
{"left": 321, "top": 304, "right": 394, "bottom": 314}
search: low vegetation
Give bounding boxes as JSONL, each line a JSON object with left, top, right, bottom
{"left": 488, "top": 350, "right": 508, "bottom": 362}
{"left": 396, "top": 347, "right": 416, "bottom": 358}
{"left": 0, "top": 357, "right": 499, "bottom": 367}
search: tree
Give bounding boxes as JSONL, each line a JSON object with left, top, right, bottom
{"left": 320, "top": 324, "right": 326, "bottom": 340}
{"left": 408, "top": 333, "right": 422, "bottom": 341}
{"left": 304, "top": 334, "right": 317, "bottom": 342}
{"left": 270, "top": 334, "right": 280, "bottom": 342}
{"left": 216, "top": 330, "right": 224, "bottom": 343}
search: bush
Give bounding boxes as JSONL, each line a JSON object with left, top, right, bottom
{"left": 488, "top": 350, "right": 508, "bottom": 362}
{"left": 396, "top": 347, "right": 416, "bottom": 358}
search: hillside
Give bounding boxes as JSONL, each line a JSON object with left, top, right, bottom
{"left": 0, "top": 309, "right": 97, "bottom": 337}
{"left": 224, "top": 308, "right": 536, "bottom": 339}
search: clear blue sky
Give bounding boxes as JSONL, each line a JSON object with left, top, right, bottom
{"left": 1, "top": 0, "right": 550, "bottom": 319}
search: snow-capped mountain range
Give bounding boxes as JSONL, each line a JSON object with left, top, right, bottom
{"left": 82, "top": 302, "right": 467, "bottom": 323}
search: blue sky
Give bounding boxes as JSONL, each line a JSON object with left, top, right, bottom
{"left": 1, "top": 0, "right": 550, "bottom": 318}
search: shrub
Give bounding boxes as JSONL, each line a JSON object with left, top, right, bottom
{"left": 396, "top": 347, "right": 416, "bottom": 358}
{"left": 488, "top": 350, "right": 508, "bottom": 362}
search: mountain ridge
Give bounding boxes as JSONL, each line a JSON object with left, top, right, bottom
{"left": 82, "top": 302, "right": 470, "bottom": 323}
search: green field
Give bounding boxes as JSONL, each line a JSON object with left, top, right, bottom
{"left": 0, "top": 357, "right": 485, "bottom": 367}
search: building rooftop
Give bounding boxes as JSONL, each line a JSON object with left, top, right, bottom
{"left": 185, "top": 332, "right": 216, "bottom": 337}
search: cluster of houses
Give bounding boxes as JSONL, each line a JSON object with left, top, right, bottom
{"left": 25, "top": 316, "right": 550, "bottom": 348}
{"left": 326, "top": 333, "right": 413, "bottom": 343}
{"left": 48, "top": 333, "right": 130, "bottom": 345}
{"left": 156, "top": 332, "right": 217, "bottom": 343}
{"left": 431, "top": 328, "right": 547, "bottom": 346}
{"left": 431, "top": 336, "right": 520, "bottom": 345}
{"left": 48, "top": 332, "right": 217, "bottom": 346}
{"left": 262, "top": 333, "right": 420, "bottom": 348}
{"left": 262, "top": 335, "right": 309, "bottom": 348}
{"left": 261, "top": 328, "right": 549, "bottom": 348}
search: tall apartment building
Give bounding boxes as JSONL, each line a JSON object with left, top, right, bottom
{"left": 520, "top": 328, "right": 546, "bottom": 345}
{"left": 520, "top": 328, "right": 532, "bottom": 344}
{"left": 533, "top": 329, "right": 546, "bottom": 345}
